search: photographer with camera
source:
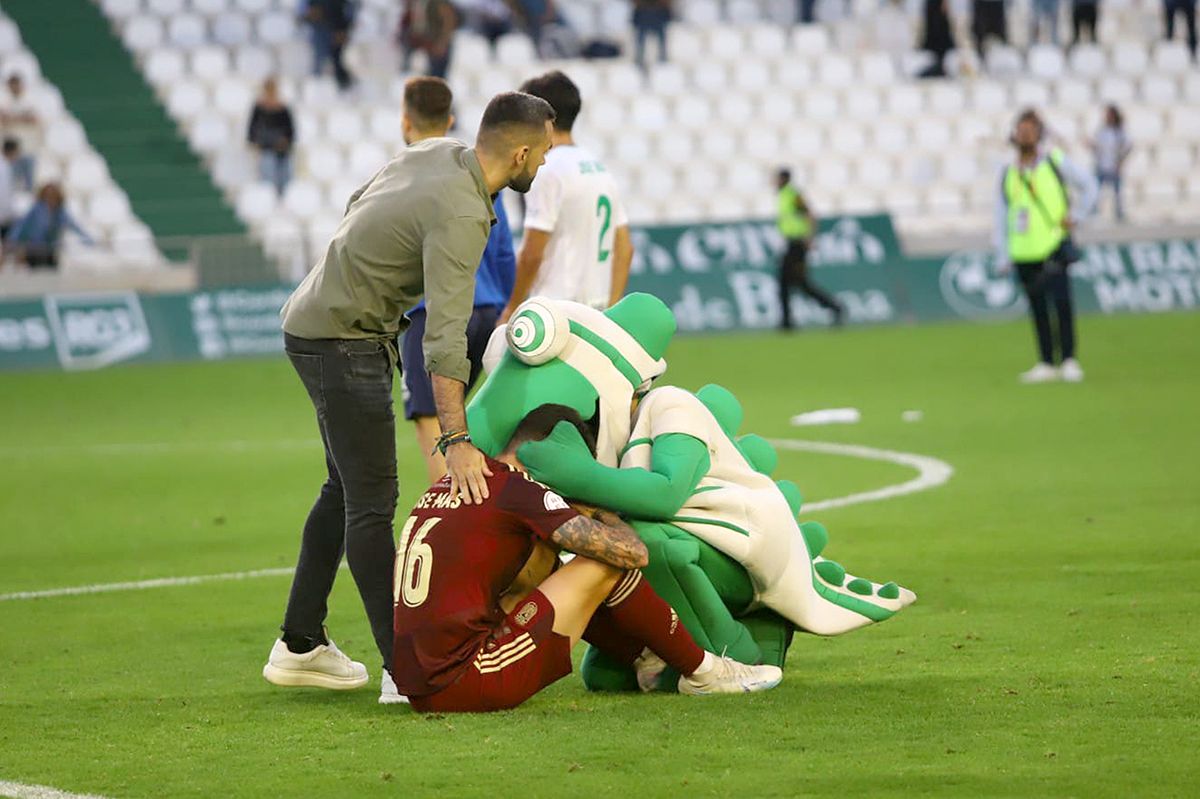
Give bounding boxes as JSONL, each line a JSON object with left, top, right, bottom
{"left": 994, "top": 109, "right": 1098, "bottom": 384}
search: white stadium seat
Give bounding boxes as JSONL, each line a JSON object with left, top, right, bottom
{"left": 615, "top": 133, "right": 653, "bottom": 164}
{"left": 817, "top": 55, "right": 856, "bottom": 89}
{"left": 305, "top": 148, "right": 344, "bottom": 184}
{"left": 213, "top": 13, "right": 252, "bottom": 47}
{"left": 234, "top": 46, "right": 275, "bottom": 83}
{"left": 1068, "top": 44, "right": 1106, "bottom": 78}
{"left": 680, "top": 0, "right": 720, "bottom": 26}
{"left": 648, "top": 63, "right": 688, "bottom": 96}
{"left": 828, "top": 123, "right": 866, "bottom": 157}
{"left": 102, "top": 0, "right": 142, "bottom": 21}
{"left": 88, "top": 189, "right": 133, "bottom": 230}
{"left": 191, "top": 46, "right": 230, "bottom": 83}
{"left": 236, "top": 183, "right": 278, "bottom": 223}
{"left": 1155, "top": 143, "right": 1194, "bottom": 173}
{"left": 774, "top": 59, "right": 814, "bottom": 92}
{"left": 858, "top": 52, "right": 898, "bottom": 86}
{"left": 1053, "top": 77, "right": 1093, "bottom": 109}
{"left": 44, "top": 120, "right": 88, "bottom": 158}
{"left": 631, "top": 96, "right": 670, "bottom": 133}
{"left": 1168, "top": 105, "right": 1200, "bottom": 138}
{"left": 1140, "top": 74, "right": 1178, "bottom": 105}
{"left": 1153, "top": 41, "right": 1192, "bottom": 75}
{"left": 700, "top": 130, "right": 738, "bottom": 161}
{"left": 283, "top": 180, "right": 323, "bottom": 220}
{"left": 189, "top": 112, "right": 231, "bottom": 153}
{"left": 803, "top": 89, "right": 840, "bottom": 122}
{"left": 1111, "top": 42, "right": 1149, "bottom": 77}
{"left": 691, "top": 61, "right": 729, "bottom": 93}
{"left": 705, "top": 27, "right": 745, "bottom": 62}
{"left": 167, "top": 14, "right": 207, "bottom": 49}
{"left": 603, "top": 62, "right": 644, "bottom": 97}
{"left": 655, "top": 133, "right": 696, "bottom": 167}
{"left": 791, "top": 24, "right": 830, "bottom": 55}
{"left": 147, "top": 0, "right": 186, "bottom": 15}
{"left": 213, "top": 77, "right": 255, "bottom": 119}
{"left": 166, "top": 80, "right": 208, "bottom": 120}
{"left": 745, "top": 24, "right": 788, "bottom": 59}
{"left": 970, "top": 82, "right": 1008, "bottom": 114}
{"left": 368, "top": 107, "right": 400, "bottom": 146}
{"left": 347, "top": 142, "right": 387, "bottom": 181}
{"left": 193, "top": 0, "right": 229, "bottom": 16}
{"left": 495, "top": 33, "right": 537, "bottom": 67}
{"left": 0, "top": 18, "right": 21, "bottom": 53}
{"left": 681, "top": 165, "right": 721, "bottom": 196}
{"left": 1012, "top": 80, "right": 1051, "bottom": 108}
{"left": 325, "top": 109, "right": 364, "bottom": 146}
{"left": 673, "top": 96, "right": 712, "bottom": 131}
{"left": 66, "top": 153, "right": 109, "bottom": 194}
{"left": 1126, "top": 107, "right": 1165, "bottom": 141}
{"left": 885, "top": 84, "right": 922, "bottom": 117}
{"left": 985, "top": 46, "right": 1023, "bottom": 77}
{"left": 1098, "top": 76, "right": 1136, "bottom": 105}
{"left": 731, "top": 60, "right": 771, "bottom": 94}
{"left": 123, "top": 16, "right": 164, "bottom": 52}
{"left": 1028, "top": 45, "right": 1066, "bottom": 80}
{"left": 929, "top": 84, "right": 966, "bottom": 115}
{"left": 760, "top": 92, "right": 799, "bottom": 126}
{"left": 256, "top": 11, "right": 296, "bottom": 45}
{"left": 235, "top": 0, "right": 272, "bottom": 14}
{"left": 143, "top": 48, "right": 185, "bottom": 86}
{"left": 856, "top": 153, "right": 896, "bottom": 187}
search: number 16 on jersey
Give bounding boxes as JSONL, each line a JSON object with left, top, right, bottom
{"left": 394, "top": 515, "right": 440, "bottom": 608}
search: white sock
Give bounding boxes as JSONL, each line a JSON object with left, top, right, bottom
{"left": 690, "top": 651, "right": 716, "bottom": 677}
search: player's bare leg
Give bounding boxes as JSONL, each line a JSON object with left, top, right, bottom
{"left": 536, "top": 555, "right": 624, "bottom": 646}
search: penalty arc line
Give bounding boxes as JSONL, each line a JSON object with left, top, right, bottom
{"left": 0, "top": 439, "right": 952, "bottom": 604}
{"left": 0, "top": 780, "right": 112, "bottom": 799}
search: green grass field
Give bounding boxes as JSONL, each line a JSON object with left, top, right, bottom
{"left": 1, "top": 312, "right": 1198, "bottom": 799}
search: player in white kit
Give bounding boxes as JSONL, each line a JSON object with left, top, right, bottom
{"left": 501, "top": 70, "right": 634, "bottom": 320}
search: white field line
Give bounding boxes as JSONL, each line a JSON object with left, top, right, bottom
{"left": 0, "top": 780, "right": 112, "bottom": 799}
{"left": 0, "top": 438, "right": 951, "bottom": 604}
{"left": 767, "top": 438, "right": 955, "bottom": 512}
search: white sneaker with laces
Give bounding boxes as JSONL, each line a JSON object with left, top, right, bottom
{"left": 379, "top": 669, "right": 410, "bottom": 705}
{"left": 262, "top": 637, "right": 369, "bottom": 690}
{"left": 1019, "top": 363, "right": 1059, "bottom": 383}
{"left": 634, "top": 648, "right": 667, "bottom": 693}
{"left": 1060, "top": 358, "right": 1084, "bottom": 382}
{"left": 677, "top": 653, "right": 783, "bottom": 695}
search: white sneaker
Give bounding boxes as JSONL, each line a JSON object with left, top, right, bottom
{"left": 634, "top": 648, "right": 667, "bottom": 693}
{"left": 262, "top": 637, "right": 369, "bottom": 690}
{"left": 1019, "top": 363, "right": 1059, "bottom": 383}
{"left": 677, "top": 653, "right": 783, "bottom": 695}
{"left": 379, "top": 669, "right": 410, "bottom": 705}
{"left": 1060, "top": 358, "right": 1084, "bottom": 382}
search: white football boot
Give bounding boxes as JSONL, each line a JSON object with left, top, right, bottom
{"left": 677, "top": 653, "right": 782, "bottom": 695}
{"left": 1060, "top": 358, "right": 1084, "bottom": 383}
{"left": 1019, "top": 362, "right": 1059, "bottom": 383}
{"left": 379, "top": 669, "right": 410, "bottom": 705}
{"left": 262, "top": 636, "right": 369, "bottom": 690}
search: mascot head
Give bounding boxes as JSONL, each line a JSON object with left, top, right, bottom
{"left": 467, "top": 293, "right": 675, "bottom": 466}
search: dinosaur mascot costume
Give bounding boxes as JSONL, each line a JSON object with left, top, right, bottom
{"left": 466, "top": 293, "right": 916, "bottom": 690}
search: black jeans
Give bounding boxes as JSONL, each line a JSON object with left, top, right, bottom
{"left": 1165, "top": 0, "right": 1198, "bottom": 55}
{"left": 1016, "top": 261, "right": 1076, "bottom": 364}
{"left": 283, "top": 334, "right": 398, "bottom": 667}
{"left": 1072, "top": 1, "right": 1098, "bottom": 44}
{"left": 779, "top": 239, "right": 843, "bottom": 328}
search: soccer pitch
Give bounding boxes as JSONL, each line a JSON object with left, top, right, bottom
{"left": 1, "top": 312, "right": 1197, "bottom": 798}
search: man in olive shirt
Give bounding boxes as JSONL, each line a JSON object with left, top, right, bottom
{"left": 263, "top": 91, "right": 555, "bottom": 697}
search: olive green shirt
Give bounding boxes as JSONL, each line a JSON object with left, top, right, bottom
{"left": 281, "top": 138, "right": 496, "bottom": 384}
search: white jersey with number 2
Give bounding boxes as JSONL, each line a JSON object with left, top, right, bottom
{"left": 522, "top": 144, "right": 628, "bottom": 309}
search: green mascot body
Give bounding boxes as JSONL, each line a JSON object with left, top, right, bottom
{"left": 467, "top": 294, "right": 915, "bottom": 691}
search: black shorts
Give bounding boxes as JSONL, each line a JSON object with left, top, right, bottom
{"left": 401, "top": 305, "right": 501, "bottom": 420}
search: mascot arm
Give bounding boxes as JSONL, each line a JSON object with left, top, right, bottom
{"left": 520, "top": 423, "right": 709, "bottom": 519}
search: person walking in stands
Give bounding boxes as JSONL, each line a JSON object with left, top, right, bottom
{"left": 1088, "top": 104, "right": 1131, "bottom": 221}
{"left": 3, "top": 182, "right": 93, "bottom": 269}
{"left": 1163, "top": 0, "right": 1198, "bottom": 60}
{"left": 774, "top": 168, "right": 843, "bottom": 330}
{"left": 302, "top": 0, "right": 356, "bottom": 90}
{"left": 264, "top": 91, "right": 554, "bottom": 702}
{"left": 1071, "top": 0, "right": 1100, "bottom": 45}
{"left": 397, "top": 77, "right": 517, "bottom": 485}
{"left": 247, "top": 78, "right": 295, "bottom": 196}
{"left": 632, "top": 0, "right": 672, "bottom": 69}
{"left": 995, "top": 109, "right": 1098, "bottom": 384}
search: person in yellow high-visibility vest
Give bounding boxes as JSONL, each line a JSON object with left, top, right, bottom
{"left": 994, "top": 109, "right": 1098, "bottom": 383}
{"left": 775, "top": 168, "right": 844, "bottom": 330}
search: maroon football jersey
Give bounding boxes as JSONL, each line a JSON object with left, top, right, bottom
{"left": 392, "top": 458, "right": 580, "bottom": 697}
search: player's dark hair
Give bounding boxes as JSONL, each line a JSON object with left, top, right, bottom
{"left": 505, "top": 404, "right": 597, "bottom": 458}
{"left": 478, "top": 91, "right": 555, "bottom": 146}
{"left": 404, "top": 76, "right": 453, "bottom": 131}
{"left": 518, "top": 71, "right": 581, "bottom": 133}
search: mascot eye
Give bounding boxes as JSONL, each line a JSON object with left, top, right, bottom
{"left": 506, "top": 299, "right": 570, "bottom": 365}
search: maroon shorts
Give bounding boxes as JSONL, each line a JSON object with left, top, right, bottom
{"left": 411, "top": 589, "right": 572, "bottom": 713}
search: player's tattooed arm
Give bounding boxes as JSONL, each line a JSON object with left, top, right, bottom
{"left": 550, "top": 513, "right": 649, "bottom": 570}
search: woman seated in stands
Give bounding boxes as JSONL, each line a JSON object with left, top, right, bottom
{"left": 3, "top": 182, "right": 94, "bottom": 270}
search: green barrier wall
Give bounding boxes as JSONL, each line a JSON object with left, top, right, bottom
{"left": 3, "top": 218, "right": 1198, "bottom": 371}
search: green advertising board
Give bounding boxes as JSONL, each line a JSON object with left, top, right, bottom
{"left": 2, "top": 216, "right": 1197, "bottom": 372}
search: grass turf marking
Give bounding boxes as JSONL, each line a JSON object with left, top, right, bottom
{"left": 0, "top": 780, "right": 112, "bottom": 799}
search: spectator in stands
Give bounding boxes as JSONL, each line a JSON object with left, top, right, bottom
{"left": 774, "top": 168, "right": 844, "bottom": 330}
{"left": 972, "top": 0, "right": 1009, "bottom": 58}
{"left": 398, "top": 0, "right": 461, "bottom": 78}
{"left": 796, "top": 0, "right": 817, "bottom": 24}
{"left": 1164, "top": 0, "right": 1198, "bottom": 59}
{"left": 632, "top": 0, "right": 672, "bottom": 69}
{"left": 511, "top": 0, "right": 559, "bottom": 56}
{"left": 468, "top": 0, "right": 515, "bottom": 56}
{"left": 247, "top": 78, "right": 295, "bottom": 197}
{"left": 301, "top": 0, "right": 356, "bottom": 91}
{"left": 0, "top": 138, "right": 21, "bottom": 240}
{"left": 1030, "top": 0, "right": 1061, "bottom": 44}
{"left": 0, "top": 74, "right": 38, "bottom": 190}
{"left": 3, "top": 182, "right": 94, "bottom": 270}
{"left": 918, "top": 0, "right": 954, "bottom": 78}
{"left": 1088, "top": 104, "right": 1131, "bottom": 221}
{"left": 1071, "top": 0, "right": 1100, "bottom": 45}
{"left": 994, "top": 109, "right": 1097, "bottom": 384}
{"left": 398, "top": 77, "right": 516, "bottom": 484}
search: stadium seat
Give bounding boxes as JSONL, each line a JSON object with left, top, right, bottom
{"left": 236, "top": 0, "right": 272, "bottom": 14}
{"left": 101, "top": 0, "right": 142, "bottom": 21}
{"left": 213, "top": 77, "right": 255, "bottom": 119}
{"left": 858, "top": 52, "right": 898, "bottom": 86}
{"left": 791, "top": 24, "right": 830, "bottom": 55}
{"left": 885, "top": 84, "right": 922, "bottom": 117}
{"left": 1154, "top": 142, "right": 1194, "bottom": 173}
{"left": 44, "top": 120, "right": 88, "bottom": 159}
{"left": 1027, "top": 45, "right": 1066, "bottom": 80}
{"left": 680, "top": 0, "right": 721, "bottom": 26}
{"left": 648, "top": 63, "right": 688, "bottom": 97}
{"left": 760, "top": 91, "right": 799, "bottom": 127}
{"left": 1068, "top": 44, "right": 1106, "bottom": 78}
{"left": 144, "top": 48, "right": 186, "bottom": 86}
{"left": 855, "top": 152, "right": 895, "bottom": 187}
{"left": 304, "top": 147, "right": 344, "bottom": 184}
{"left": 655, "top": 132, "right": 696, "bottom": 167}
{"left": 588, "top": 97, "right": 626, "bottom": 134}
{"left": 681, "top": 165, "right": 721, "bottom": 196}
{"left": 368, "top": 107, "right": 399, "bottom": 146}
{"left": 941, "top": 150, "right": 980, "bottom": 186}
{"left": 0, "top": 17, "right": 21, "bottom": 53}
{"left": 705, "top": 27, "right": 745, "bottom": 62}
{"left": 327, "top": 179, "right": 361, "bottom": 211}
{"left": 700, "top": 130, "right": 738, "bottom": 161}
{"left": 928, "top": 83, "right": 966, "bottom": 115}
{"left": 168, "top": 14, "right": 208, "bottom": 49}
{"left": 347, "top": 141, "right": 387, "bottom": 181}
{"left": 233, "top": 46, "right": 275, "bottom": 83}
{"left": 631, "top": 96, "right": 670, "bottom": 133}
{"left": 122, "top": 17, "right": 165, "bottom": 53}
{"left": 828, "top": 123, "right": 867, "bottom": 157}
{"left": 637, "top": 164, "right": 677, "bottom": 202}
{"left": 1153, "top": 41, "right": 1192, "bottom": 75}
{"left": 256, "top": 11, "right": 296, "bottom": 45}
{"left": 66, "top": 153, "right": 110, "bottom": 194}
{"left": 147, "top": 0, "right": 186, "bottom": 15}
{"left": 1140, "top": 74, "right": 1178, "bottom": 105}
{"left": 970, "top": 81, "right": 1008, "bottom": 114}
{"left": 189, "top": 112, "right": 231, "bottom": 154}
{"left": 1126, "top": 107, "right": 1165, "bottom": 141}
{"left": 191, "top": 46, "right": 231, "bottom": 84}
{"left": 1053, "top": 76, "right": 1093, "bottom": 109}
{"left": 955, "top": 115, "right": 993, "bottom": 147}
{"left": 1168, "top": 105, "right": 1200, "bottom": 138}
{"left": 665, "top": 24, "right": 705, "bottom": 64}
{"left": 495, "top": 34, "right": 537, "bottom": 67}
{"left": 985, "top": 46, "right": 1023, "bottom": 77}
{"left": 325, "top": 108, "right": 365, "bottom": 147}
{"left": 213, "top": 13, "right": 252, "bottom": 47}
{"left": 816, "top": 54, "right": 856, "bottom": 89}
{"left": 745, "top": 23, "right": 788, "bottom": 59}
{"left": 87, "top": 189, "right": 133, "bottom": 230}
{"left": 732, "top": 60, "right": 772, "bottom": 94}
{"left": 615, "top": 133, "right": 653, "bottom": 164}
{"left": 1111, "top": 41, "right": 1149, "bottom": 77}
{"left": 211, "top": 147, "right": 255, "bottom": 187}
{"left": 261, "top": 214, "right": 304, "bottom": 260}
{"left": 773, "top": 59, "right": 814, "bottom": 91}
{"left": 1097, "top": 76, "right": 1135, "bottom": 104}
{"left": 193, "top": 0, "right": 230, "bottom": 16}
{"left": 1012, "top": 79, "right": 1051, "bottom": 108}
{"left": 692, "top": 61, "right": 729, "bottom": 93}
{"left": 166, "top": 80, "right": 208, "bottom": 120}
{"left": 283, "top": 180, "right": 323, "bottom": 220}
{"left": 803, "top": 89, "right": 840, "bottom": 122}
{"left": 870, "top": 121, "right": 909, "bottom": 154}
{"left": 603, "top": 62, "right": 644, "bottom": 98}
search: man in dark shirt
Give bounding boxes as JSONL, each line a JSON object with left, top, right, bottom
{"left": 263, "top": 92, "right": 555, "bottom": 699}
{"left": 392, "top": 405, "right": 784, "bottom": 712}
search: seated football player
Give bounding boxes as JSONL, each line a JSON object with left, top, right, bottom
{"left": 390, "top": 404, "right": 783, "bottom": 712}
